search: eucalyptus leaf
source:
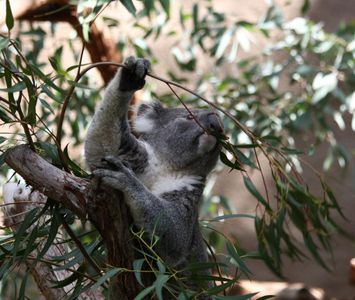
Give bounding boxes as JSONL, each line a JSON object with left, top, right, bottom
{"left": 120, "top": 0, "right": 136, "bottom": 15}
{"left": 5, "top": 0, "right": 14, "bottom": 31}
{"left": 91, "top": 268, "right": 123, "bottom": 290}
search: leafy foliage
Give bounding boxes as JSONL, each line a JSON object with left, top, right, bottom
{"left": 0, "top": 0, "right": 354, "bottom": 299}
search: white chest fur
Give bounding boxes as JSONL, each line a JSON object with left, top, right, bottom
{"left": 137, "top": 142, "right": 202, "bottom": 196}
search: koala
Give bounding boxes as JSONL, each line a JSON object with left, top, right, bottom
{"left": 85, "top": 57, "right": 223, "bottom": 288}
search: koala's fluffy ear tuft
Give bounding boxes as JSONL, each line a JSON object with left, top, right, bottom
{"left": 134, "top": 102, "right": 163, "bottom": 134}
{"left": 137, "top": 102, "right": 164, "bottom": 116}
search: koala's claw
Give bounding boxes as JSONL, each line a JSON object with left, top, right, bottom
{"left": 93, "top": 159, "right": 136, "bottom": 192}
{"left": 102, "top": 155, "right": 132, "bottom": 170}
{"left": 119, "top": 56, "right": 150, "bottom": 92}
{"left": 92, "top": 169, "right": 124, "bottom": 191}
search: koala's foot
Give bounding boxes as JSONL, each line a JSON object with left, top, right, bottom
{"left": 119, "top": 56, "right": 150, "bottom": 92}
{"left": 93, "top": 156, "right": 136, "bottom": 192}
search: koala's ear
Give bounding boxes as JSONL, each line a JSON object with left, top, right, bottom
{"left": 134, "top": 102, "right": 163, "bottom": 134}
{"left": 137, "top": 102, "right": 164, "bottom": 116}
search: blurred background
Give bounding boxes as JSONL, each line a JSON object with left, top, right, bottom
{"left": 0, "top": 0, "right": 354, "bottom": 299}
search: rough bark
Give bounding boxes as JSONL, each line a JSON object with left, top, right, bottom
{"left": 88, "top": 188, "right": 141, "bottom": 299}
{"left": 5, "top": 145, "right": 90, "bottom": 218}
{"left": 4, "top": 145, "right": 142, "bottom": 299}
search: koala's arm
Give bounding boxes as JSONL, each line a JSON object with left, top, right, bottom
{"left": 93, "top": 157, "right": 202, "bottom": 264}
{"left": 85, "top": 57, "right": 149, "bottom": 171}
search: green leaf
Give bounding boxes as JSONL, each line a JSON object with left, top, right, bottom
{"left": 234, "top": 148, "right": 258, "bottom": 169}
{"left": 12, "top": 208, "right": 41, "bottom": 263}
{"left": 0, "top": 153, "right": 6, "bottom": 168}
{"left": 192, "top": 3, "right": 198, "bottom": 31}
{"left": 243, "top": 177, "right": 271, "bottom": 212}
{"left": 5, "top": 0, "right": 14, "bottom": 31}
{"left": 52, "top": 253, "right": 83, "bottom": 271}
{"left": 91, "top": 268, "right": 123, "bottom": 290}
{"left": 154, "top": 274, "right": 169, "bottom": 300}
{"left": 39, "top": 99, "right": 55, "bottom": 114}
{"left": 157, "top": 260, "right": 166, "bottom": 274}
{"left": 226, "top": 241, "right": 252, "bottom": 276}
{"left": 312, "top": 72, "right": 338, "bottom": 104}
{"left": 0, "top": 260, "right": 11, "bottom": 279}
{"left": 280, "top": 147, "right": 304, "bottom": 155}
{"left": 209, "top": 214, "right": 255, "bottom": 222}
{"left": 63, "top": 146, "right": 89, "bottom": 177}
{"left": 301, "top": 0, "right": 310, "bottom": 15}
{"left": 215, "top": 27, "right": 234, "bottom": 59}
{"left": 120, "top": 0, "right": 136, "bottom": 15}
{"left": 220, "top": 152, "right": 244, "bottom": 171}
{"left": 257, "top": 296, "right": 275, "bottom": 300}
{"left": 0, "top": 107, "right": 12, "bottom": 123}
{"left": 0, "top": 37, "right": 9, "bottom": 50}
{"left": 52, "top": 266, "right": 83, "bottom": 288}
{"left": 303, "top": 233, "right": 331, "bottom": 271}
{"left": 66, "top": 276, "right": 89, "bottom": 300}
{"left": 36, "top": 211, "right": 60, "bottom": 262}
{"left": 207, "top": 278, "right": 235, "bottom": 295}
{"left": 35, "top": 142, "right": 61, "bottom": 166}
{"left": 18, "top": 271, "right": 28, "bottom": 300}
{"left": 158, "top": 0, "right": 170, "bottom": 16}
{"left": 52, "top": 247, "right": 81, "bottom": 261}
{"left": 0, "top": 81, "right": 26, "bottom": 93}
{"left": 21, "top": 226, "right": 40, "bottom": 262}
{"left": 134, "top": 285, "right": 155, "bottom": 300}
{"left": 133, "top": 259, "right": 145, "bottom": 287}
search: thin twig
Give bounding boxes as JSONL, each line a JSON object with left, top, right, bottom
{"left": 203, "top": 237, "right": 227, "bottom": 295}
{"left": 166, "top": 82, "right": 207, "bottom": 132}
{"left": 0, "top": 201, "right": 46, "bottom": 207}
{"left": 55, "top": 62, "right": 125, "bottom": 149}
{"left": 16, "top": 92, "right": 36, "bottom": 151}
{"left": 253, "top": 148, "right": 270, "bottom": 204}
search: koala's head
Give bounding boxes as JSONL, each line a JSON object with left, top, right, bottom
{"left": 133, "top": 102, "right": 223, "bottom": 176}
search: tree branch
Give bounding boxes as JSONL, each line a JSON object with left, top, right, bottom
{"left": 5, "top": 144, "right": 90, "bottom": 217}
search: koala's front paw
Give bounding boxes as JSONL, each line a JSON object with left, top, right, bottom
{"left": 93, "top": 156, "right": 136, "bottom": 192}
{"left": 118, "top": 56, "right": 150, "bottom": 92}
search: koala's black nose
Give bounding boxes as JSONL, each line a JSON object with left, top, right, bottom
{"left": 206, "top": 112, "right": 224, "bottom": 133}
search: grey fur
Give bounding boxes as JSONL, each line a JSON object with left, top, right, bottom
{"left": 85, "top": 56, "right": 223, "bottom": 289}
